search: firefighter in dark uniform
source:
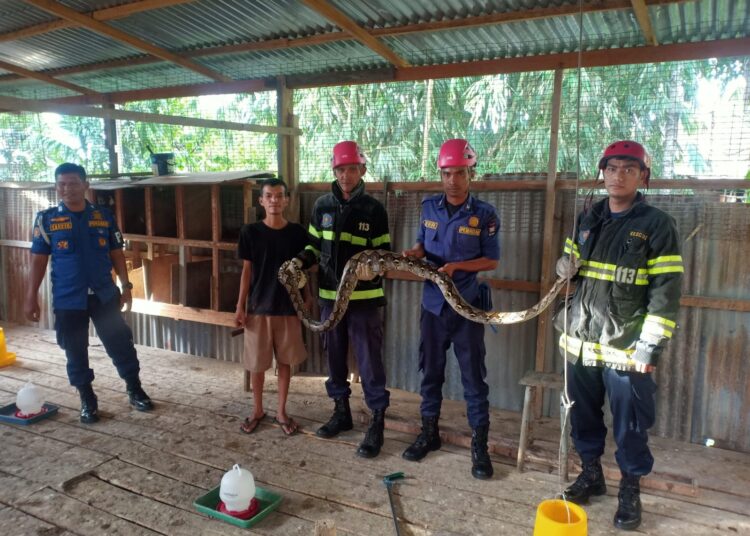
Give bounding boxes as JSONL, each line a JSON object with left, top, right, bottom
{"left": 554, "top": 141, "right": 683, "bottom": 530}
{"left": 24, "top": 163, "right": 153, "bottom": 424}
{"left": 402, "top": 139, "right": 500, "bottom": 480}
{"left": 292, "top": 141, "right": 391, "bottom": 458}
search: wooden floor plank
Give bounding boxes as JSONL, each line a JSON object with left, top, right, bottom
{"left": 0, "top": 504, "right": 79, "bottom": 536}
{"left": 13, "top": 487, "right": 163, "bottom": 536}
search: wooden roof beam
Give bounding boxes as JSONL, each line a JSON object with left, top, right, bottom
{"left": 299, "top": 0, "right": 411, "bottom": 68}
{"left": 0, "top": 0, "right": 197, "bottom": 43}
{"left": 0, "top": 58, "right": 98, "bottom": 95}
{"left": 0, "top": 94, "right": 301, "bottom": 135}
{"left": 630, "top": 0, "right": 659, "bottom": 46}
{"left": 23, "top": 0, "right": 232, "bottom": 83}
{"left": 42, "top": 78, "right": 277, "bottom": 105}
{"left": 36, "top": 37, "right": 750, "bottom": 106}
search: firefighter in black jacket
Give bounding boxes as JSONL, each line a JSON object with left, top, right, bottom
{"left": 554, "top": 141, "right": 683, "bottom": 531}
{"left": 293, "top": 141, "right": 391, "bottom": 458}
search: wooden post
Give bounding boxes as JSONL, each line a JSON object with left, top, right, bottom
{"left": 533, "top": 67, "right": 564, "bottom": 417}
{"left": 176, "top": 185, "right": 187, "bottom": 305}
{"left": 103, "top": 101, "right": 119, "bottom": 176}
{"left": 144, "top": 187, "right": 154, "bottom": 237}
{"left": 517, "top": 385, "right": 533, "bottom": 472}
{"left": 211, "top": 184, "right": 221, "bottom": 311}
{"left": 276, "top": 77, "right": 300, "bottom": 222}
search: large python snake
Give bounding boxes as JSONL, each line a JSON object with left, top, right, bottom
{"left": 279, "top": 249, "right": 567, "bottom": 332}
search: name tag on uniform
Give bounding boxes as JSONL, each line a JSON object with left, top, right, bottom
{"left": 424, "top": 219, "right": 438, "bottom": 229}
{"left": 50, "top": 222, "right": 73, "bottom": 231}
{"left": 88, "top": 220, "right": 110, "bottom": 228}
{"left": 458, "top": 226, "right": 481, "bottom": 236}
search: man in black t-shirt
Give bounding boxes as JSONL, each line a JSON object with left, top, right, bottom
{"left": 235, "top": 178, "right": 310, "bottom": 435}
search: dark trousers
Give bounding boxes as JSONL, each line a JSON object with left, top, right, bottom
{"left": 567, "top": 360, "right": 657, "bottom": 476}
{"left": 419, "top": 305, "right": 489, "bottom": 428}
{"left": 55, "top": 293, "right": 140, "bottom": 388}
{"left": 320, "top": 303, "right": 389, "bottom": 411}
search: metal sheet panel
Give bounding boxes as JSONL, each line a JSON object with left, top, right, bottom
{"left": 109, "top": 0, "right": 334, "bottom": 51}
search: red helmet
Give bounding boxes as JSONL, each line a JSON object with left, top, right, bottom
{"left": 332, "top": 141, "right": 366, "bottom": 169}
{"left": 598, "top": 140, "right": 651, "bottom": 184}
{"left": 438, "top": 139, "right": 477, "bottom": 169}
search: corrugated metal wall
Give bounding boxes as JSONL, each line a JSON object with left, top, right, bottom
{"left": 1, "top": 183, "right": 748, "bottom": 452}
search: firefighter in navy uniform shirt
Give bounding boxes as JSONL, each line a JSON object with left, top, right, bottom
{"left": 24, "top": 163, "right": 152, "bottom": 424}
{"left": 292, "top": 141, "right": 391, "bottom": 459}
{"left": 402, "top": 139, "right": 500, "bottom": 480}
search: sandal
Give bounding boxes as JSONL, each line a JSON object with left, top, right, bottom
{"left": 239, "top": 413, "right": 266, "bottom": 434}
{"left": 273, "top": 416, "right": 299, "bottom": 436}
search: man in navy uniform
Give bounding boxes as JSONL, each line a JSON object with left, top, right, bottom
{"left": 24, "top": 163, "right": 152, "bottom": 423}
{"left": 402, "top": 139, "right": 500, "bottom": 479}
{"left": 292, "top": 141, "right": 391, "bottom": 458}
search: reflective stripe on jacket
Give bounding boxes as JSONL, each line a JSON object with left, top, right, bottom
{"left": 554, "top": 193, "right": 682, "bottom": 370}
{"left": 298, "top": 180, "right": 390, "bottom": 306}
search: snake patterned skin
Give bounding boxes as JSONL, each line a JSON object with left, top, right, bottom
{"left": 279, "top": 249, "right": 567, "bottom": 332}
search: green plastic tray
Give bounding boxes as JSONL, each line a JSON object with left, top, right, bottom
{"left": 193, "top": 485, "right": 282, "bottom": 529}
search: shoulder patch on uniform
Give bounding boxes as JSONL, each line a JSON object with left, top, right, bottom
{"left": 487, "top": 218, "right": 497, "bottom": 237}
{"left": 321, "top": 213, "right": 333, "bottom": 229}
{"left": 424, "top": 219, "right": 438, "bottom": 230}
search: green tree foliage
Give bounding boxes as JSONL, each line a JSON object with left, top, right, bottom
{"left": 0, "top": 58, "right": 746, "bottom": 183}
{"left": 118, "top": 93, "right": 277, "bottom": 173}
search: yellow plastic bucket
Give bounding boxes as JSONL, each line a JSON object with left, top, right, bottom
{"left": 533, "top": 499, "right": 587, "bottom": 536}
{"left": 0, "top": 327, "right": 17, "bottom": 367}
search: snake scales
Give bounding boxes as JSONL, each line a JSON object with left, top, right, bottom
{"left": 279, "top": 249, "right": 567, "bottom": 332}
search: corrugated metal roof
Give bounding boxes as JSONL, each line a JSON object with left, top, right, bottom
{"left": 0, "top": 0, "right": 55, "bottom": 34}
{"left": 0, "top": 28, "right": 140, "bottom": 71}
{"left": 0, "top": 0, "right": 746, "bottom": 99}
{"left": 110, "top": 0, "right": 335, "bottom": 50}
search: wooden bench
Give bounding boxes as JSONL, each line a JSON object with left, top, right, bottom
{"left": 516, "top": 371, "right": 566, "bottom": 475}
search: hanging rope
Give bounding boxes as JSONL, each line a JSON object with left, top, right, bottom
{"left": 556, "top": 0, "right": 587, "bottom": 522}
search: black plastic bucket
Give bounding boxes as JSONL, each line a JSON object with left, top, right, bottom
{"left": 150, "top": 152, "right": 175, "bottom": 176}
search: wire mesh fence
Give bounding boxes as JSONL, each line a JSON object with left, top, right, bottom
{"left": 1, "top": 58, "right": 747, "bottom": 185}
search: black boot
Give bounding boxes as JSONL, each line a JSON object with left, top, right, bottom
{"left": 402, "top": 415, "right": 441, "bottom": 461}
{"left": 471, "top": 424, "right": 494, "bottom": 479}
{"left": 126, "top": 378, "right": 153, "bottom": 411}
{"left": 316, "top": 398, "right": 353, "bottom": 438}
{"left": 614, "top": 473, "right": 642, "bottom": 531}
{"left": 356, "top": 409, "right": 385, "bottom": 458}
{"left": 78, "top": 384, "right": 99, "bottom": 424}
{"left": 562, "top": 458, "right": 607, "bottom": 504}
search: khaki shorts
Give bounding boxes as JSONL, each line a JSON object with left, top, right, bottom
{"left": 243, "top": 315, "right": 307, "bottom": 373}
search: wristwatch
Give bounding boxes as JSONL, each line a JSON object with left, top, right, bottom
{"left": 122, "top": 282, "right": 134, "bottom": 290}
